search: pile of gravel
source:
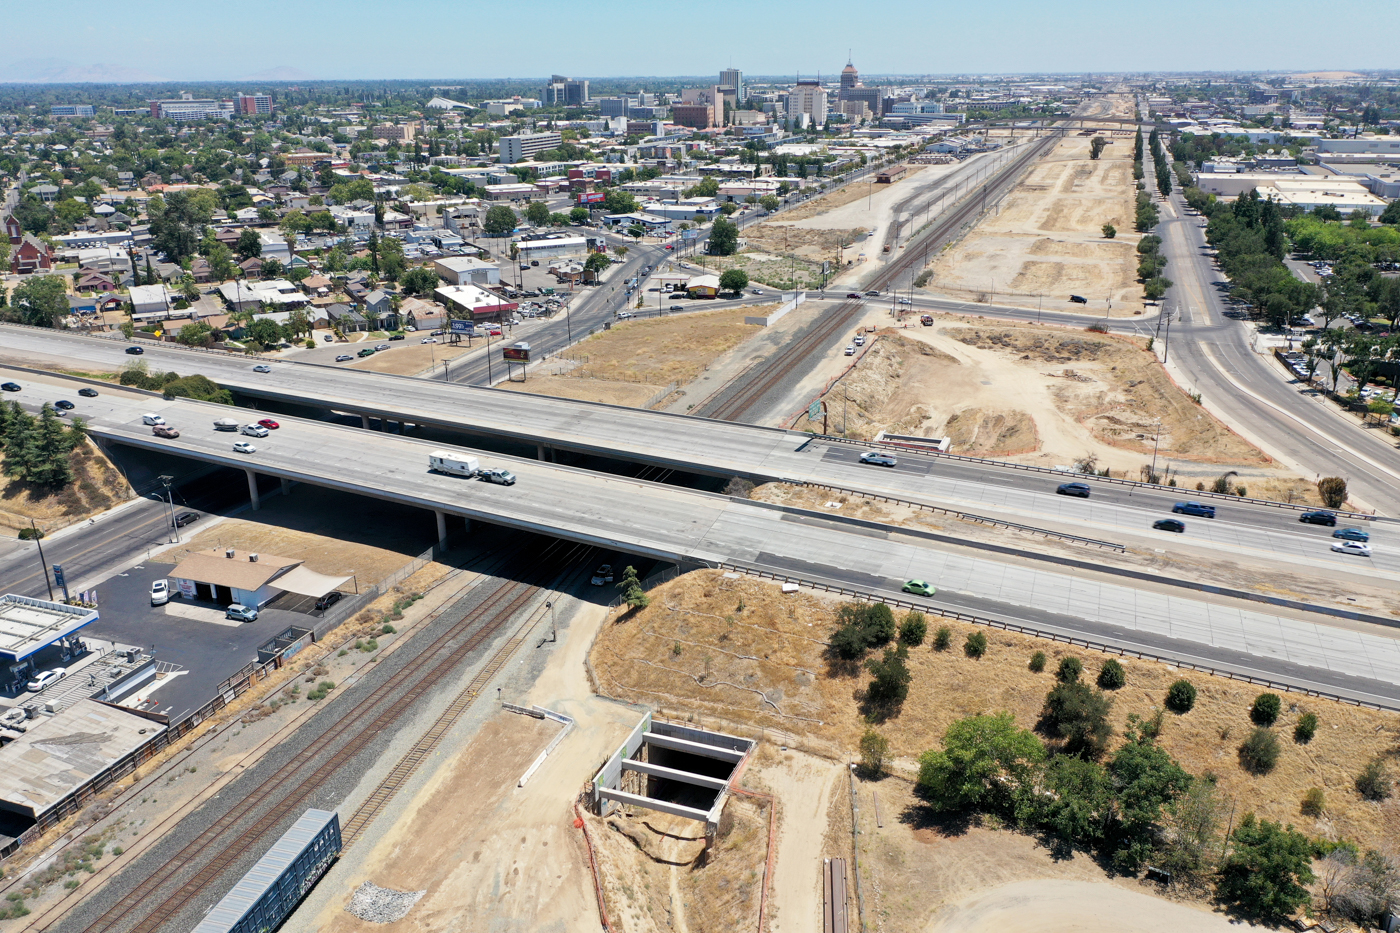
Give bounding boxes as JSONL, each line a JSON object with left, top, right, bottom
{"left": 345, "top": 881, "right": 426, "bottom": 923}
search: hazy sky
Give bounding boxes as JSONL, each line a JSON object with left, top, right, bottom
{"left": 4, "top": 0, "right": 1389, "bottom": 81}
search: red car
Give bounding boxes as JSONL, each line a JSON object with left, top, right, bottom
{"left": 663, "top": 245, "right": 674, "bottom": 250}
{"left": 257, "top": 418, "right": 280, "bottom": 429}
{"left": 847, "top": 292, "right": 862, "bottom": 299}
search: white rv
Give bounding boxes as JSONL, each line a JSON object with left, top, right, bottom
{"left": 429, "top": 451, "right": 480, "bottom": 477}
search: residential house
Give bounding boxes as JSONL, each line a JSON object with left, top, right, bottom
{"left": 76, "top": 270, "right": 117, "bottom": 293}
{"left": 301, "top": 274, "right": 332, "bottom": 296}
{"left": 345, "top": 280, "right": 371, "bottom": 304}
{"left": 32, "top": 184, "right": 60, "bottom": 203}
{"left": 326, "top": 303, "right": 367, "bottom": 332}
{"left": 116, "top": 172, "right": 135, "bottom": 190}
{"left": 189, "top": 258, "right": 213, "bottom": 283}
{"left": 232, "top": 207, "right": 262, "bottom": 223}
{"left": 11, "top": 235, "right": 54, "bottom": 274}
{"left": 129, "top": 284, "right": 171, "bottom": 318}
{"left": 399, "top": 296, "right": 444, "bottom": 331}
{"left": 239, "top": 257, "right": 265, "bottom": 278}
{"left": 68, "top": 295, "right": 98, "bottom": 317}
{"left": 362, "top": 289, "right": 395, "bottom": 328}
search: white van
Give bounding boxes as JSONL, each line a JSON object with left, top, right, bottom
{"left": 141, "top": 413, "right": 166, "bottom": 426}
{"left": 429, "top": 451, "right": 480, "bottom": 477}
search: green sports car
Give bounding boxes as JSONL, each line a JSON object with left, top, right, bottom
{"left": 902, "top": 580, "right": 936, "bottom": 597}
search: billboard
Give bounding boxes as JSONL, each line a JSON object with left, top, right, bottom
{"left": 502, "top": 345, "right": 529, "bottom": 362}
{"left": 450, "top": 320, "right": 475, "bottom": 334}
{"left": 578, "top": 192, "right": 605, "bottom": 205}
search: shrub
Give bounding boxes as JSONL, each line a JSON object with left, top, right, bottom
{"left": 1239, "top": 727, "right": 1280, "bottom": 774}
{"left": 1316, "top": 476, "right": 1348, "bottom": 509}
{"left": 381, "top": 623, "right": 396, "bottom": 634}
{"left": 1097, "top": 659, "right": 1126, "bottom": 690}
{"left": 1356, "top": 759, "right": 1391, "bottom": 801}
{"left": 1043, "top": 681, "right": 1114, "bottom": 759}
{"left": 859, "top": 728, "right": 890, "bottom": 777}
{"left": 1165, "top": 679, "right": 1197, "bottom": 713}
{"left": 865, "top": 645, "right": 912, "bottom": 708}
{"left": 963, "top": 630, "right": 987, "bottom": 658}
{"left": 1056, "top": 656, "right": 1082, "bottom": 683}
{"left": 898, "top": 611, "right": 927, "bottom": 647}
{"left": 932, "top": 626, "right": 951, "bottom": 651}
{"left": 1301, "top": 787, "right": 1325, "bottom": 816}
{"left": 864, "top": 603, "right": 896, "bottom": 645}
{"left": 1250, "top": 693, "right": 1281, "bottom": 726}
{"left": 1294, "top": 712, "right": 1317, "bottom": 744}
{"left": 1028, "top": 650, "right": 1046, "bottom": 672}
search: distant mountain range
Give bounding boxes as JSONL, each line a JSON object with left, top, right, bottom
{"left": 0, "top": 59, "right": 166, "bottom": 83}
{"left": 239, "top": 66, "right": 315, "bottom": 82}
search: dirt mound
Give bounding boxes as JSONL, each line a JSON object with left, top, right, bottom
{"left": 822, "top": 332, "right": 963, "bottom": 440}
{"left": 941, "top": 408, "right": 1039, "bottom": 456}
{"left": 742, "top": 224, "right": 867, "bottom": 259}
{"left": 953, "top": 328, "right": 1112, "bottom": 364}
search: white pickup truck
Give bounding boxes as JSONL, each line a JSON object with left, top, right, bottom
{"left": 429, "top": 451, "right": 480, "bottom": 477}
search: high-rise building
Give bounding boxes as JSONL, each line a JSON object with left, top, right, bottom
{"left": 543, "top": 76, "right": 588, "bottom": 106}
{"left": 786, "top": 80, "right": 827, "bottom": 127}
{"left": 498, "top": 132, "right": 564, "bottom": 164}
{"left": 235, "top": 94, "right": 273, "bottom": 115}
{"left": 671, "top": 103, "right": 713, "bottom": 129}
{"left": 840, "top": 61, "right": 858, "bottom": 90}
{"left": 837, "top": 60, "right": 882, "bottom": 118}
{"left": 719, "top": 68, "right": 744, "bottom": 101}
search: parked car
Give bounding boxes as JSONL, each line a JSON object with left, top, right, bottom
{"left": 252, "top": 364, "right": 272, "bottom": 373}
{"left": 54, "top": 400, "right": 75, "bottom": 410}
{"left": 26, "top": 668, "right": 67, "bottom": 692}
{"left": 591, "top": 564, "right": 614, "bottom": 586}
{"left": 315, "top": 591, "right": 343, "bottom": 611}
{"left": 150, "top": 579, "right": 170, "bottom": 606}
{"left": 902, "top": 580, "right": 936, "bottom": 597}
{"left": 1152, "top": 519, "right": 1186, "bottom": 533}
{"left": 920, "top": 315, "right": 934, "bottom": 326}
{"left": 78, "top": 387, "right": 99, "bottom": 397}
{"left": 1172, "top": 501, "right": 1216, "bottom": 518}
{"left": 233, "top": 441, "right": 257, "bottom": 454}
{"left": 0, "top": 382, "right": 20, "bottom": 392}
{"left": 225, "top": 604, "right": 259, "bottom": 622}
{"left": 240, "top": 424, "right": 269, "bottom": 438}
{"left": 844, "top": 345, "right": 856, "bottom": 356}
{"left": 257, "top": 419, "right": 280, "bottom": 430}
{"left": 1299, "top": 510, "right": 1337, "bottom": 527}
{"left": 153, "top": 424, "right": 180, "bottom": 438}
{"left": 174, "top": 511, "right": 200, "bottom": 528}
{"left": 1056, "top": 482, "right": 1092, "bottom": 498}
{"left": 478, "top": 468, "right": 516, "bottom": 486}
{"left": 859, "top": 451, "right": 898, "bottom": 467}
{"left": 1331, "top": 540, "right": 1373, "bottom": 557}
{"left": 125, "top": 346, "right": 145, "bottom": 355}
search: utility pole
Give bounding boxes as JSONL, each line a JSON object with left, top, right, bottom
{"left": 1149, "top": 420, "right": 1163, "bottom": 483}
{"left": 30, "top": 520, "right": 54, "bottom": 601}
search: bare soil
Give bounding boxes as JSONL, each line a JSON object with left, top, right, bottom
{"left": 781, "top": 165, "right": 928, "bottom": 222}
{"left": 0, "top": 440, "right": 134, "bottom": 536}
{"left": 347, "top": 342, "right": 472, "bottom": 377}
{"left": 499, "top": 376, "right": 664, "bottom": 409}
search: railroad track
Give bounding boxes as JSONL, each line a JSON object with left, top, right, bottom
{"left": 67, "top": 537, "right": 571, "bottom": 933}
{"left": 699, "top": 131, "right": 1061, "bottom": 425}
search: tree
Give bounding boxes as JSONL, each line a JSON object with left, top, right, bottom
{"left": 1250, "top": 692, "right": 1281, "bottom": 726}
{"left": 916, "top": 712, "right": 1045, "bottom": 814}
{"left": 865, "top": 644, "right": 912, "bottom": 709}
{"left": 584, "top": 251, "right": 611, "bottom": 275}
{"left": 400, "top": 266, "right": 439, "bottom": 297}
{"left": 1107, "top": 727, "right": 1192, "bottom": 870}
{"left": 176, "top": 321, "right": 216, "bottom": 347}
{"left": 602, "top": 190, "right": 637, "bottom": 214}
{"left": 1153, "top": 777, "right": 1225, "bottom": 885}
{"left": 859, "top": 728, "right": 890, "bottom": 777}
{"left": 1143, "top": 277, "right": 1173, "bottom": 301}
{"left": 4, "top": 276, "right": 68, "bottom": 328}
{"left": 1165, "top": 679, "right": 1197, "bottom": 713}
{"left": 1056, "top": 656, "right": 1082, "bottom": 683}
{"left": 1239, "top": 727, "right": 1280, "bottom": 774}
{"left": 964, "top": 630, "right": 987, "bottom": 658}
{"left": 569, "top": 206, "right": 590, "bottom": 224}
{"left": 1097, "top": 659, "right": 1126, "bottom": 690}
{"left": 1380, "top": 199, "right": 1400, "bottom": 225}
{"left": 236, "top": 228, "right": 263, "bottom": 260}
{"left": 1089, "top": 136, "right": 1107, "bottom": 160}
{"left": 1317, "top": 476, "right": 1347, "bottom": 508}
{"left": 709, "top": 217, "right": 739, "bottom": 256}
{"left": 759, "top": 195, "right": 781, "bottom": 213}
{"left": 1042, "top": 681, "right": 1113, "bottom": 759}
{"left": 932, "top": 626, "right": 951, "bottom": 651}
{"left": 1294, "top": 711, "right": 1318, "bottom": 743}
{"left": 1020, "top": 755, "right": 1114, "bottom": 846}
{"left": 524, "top": 200, "right": 551, "bottom": 226}
{"left": 1215, "top": 814, "right": 1315, "bottom": 920}
{"left": 719, "top": 269, "right": 749, "bottom": 294}
{"left": 208, "top": 244, "right": 236, "bottom": 282}
{"left": 1101, "top": 223, "right": 1117, "bottom": 239}
{"left": 1029, "top": 651, "right": 1047, "bottom": 672}
{"left": 1356, "top": 758, "right": 1391, "bottom": 801}
{"left": 483, "top": 204, "right": 518, "bottom": 238}
{"left": 898, "top": 611, "right": 927, "bottom": 647}
{"left": 615, "top": 565, "right": 649, "bottom": 610}
{"left": 244, "top": 318, "right": 284, "bottom": 349}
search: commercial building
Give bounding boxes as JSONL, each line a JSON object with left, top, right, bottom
{"left": 434, "top": 256, "right": 500, "bottom": 286}
{"left": 1316, "top": 136, "right": 1400, "bottom": 156}
{"left": 372, "top": 123, "right": 416, "bottom": 142}
{"left": 787, "top": 80, "right": 828, "bottom": 128}
{"left": 169, "top": 547, "right": 348, "bottom": 609}
{"left": 434, "top": 283, "right": 519, "bottom": 320}
{"left": 671, "top": 103, "right": 713, "bottom": 130}
{"left": 498, "top": 132, "right": 563, "bottom": 164}
{"left": 836, "top": 61, "right": 883, "bottom": 119}
{"left": 0, "top": 594, "right": 99, "bottom": 668}
{"left": 50, "top": 104, "right": 95, "bottom": 118}
{"left": 720, "top": 68, "right": 744, "bottom": 102}
{"left": 543, "top": 75, "right": 589, "bottom": 107}
{"left": 514, "top": 233, "right": 592, "bottom": 262}
{"left": 235, "top": 94, "right": 273, "bottom": 116}
{"left": 148, "top": 94, "right": 233, "bottom": 121}
{"left": 128, "top": 284, "right": 171, "bottom": 318}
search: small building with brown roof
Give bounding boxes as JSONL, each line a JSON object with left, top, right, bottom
{"left": 168, "top": 548, "right": 302, "bottom": 608}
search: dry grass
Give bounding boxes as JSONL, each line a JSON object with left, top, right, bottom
{"left": 0, "top": 440, "right": 134, "bottom": 535}
{"left": 780, "top": 165, "right": 928, "bottom": 222}
{"left": 498, "top": 376, "right": 664, "bottom": 409}
{"left": 554, "top": 306, "right": 768, "bottom": 387}
{"left": 593, "top": 569, "right": 1400, "bottom": 853}
{"left": 347, "top": 342, "right": 472, "bottom": 376}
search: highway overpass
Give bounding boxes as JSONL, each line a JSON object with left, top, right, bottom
{"left": 7, "top": 371, "right": 1400, "bottom": 711}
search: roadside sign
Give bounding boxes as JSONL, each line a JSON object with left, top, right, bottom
{"left": 450, "top": 320, "right": 475, "bottom": 334}
{"left": 503, "top": 345, "right": 530, "bottom": 362}
{"left": 808, "top": 400, "right": 822, "bottom": 422}
{"left": 578, "top": 192, "right": 605, "bottom": 205}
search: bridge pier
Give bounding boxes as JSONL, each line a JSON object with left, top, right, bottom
{"left": 280, "top": 477, "right": 292, "bottom": 496}
{"left": 434, "top": 509, "right": 447, "bottom": 543}
{"left": 361, "top": 413, "right": 370, "bottom": 429}
{"left": 245, "top": 469, "right": 260, "bottom": 511}
{"left": 537, "top": 444, "right": 546, "bottom": 461}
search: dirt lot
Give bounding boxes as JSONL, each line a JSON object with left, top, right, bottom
{"left": 0, "top": 439, "right": 134, "bottom": 536}
{"left": 500, "top": 306, "right": 770, "bottom": 410}
{"left": 592, "top": 569, "right": 1400, "bottom": 858}
{"left": 924, "top": 109, "right": 1142, "bottom": 317}
{"left": 347, "top": 342, "right": 473, "bottom": 377}
{"left": 819, "top": 319, "right": 1313, "bottom": 492}
{"left": 148, "top": 483, "right": 437, "bottom": 585}
{"left": 780, "top": 165, "right": 928, "bottom": 222}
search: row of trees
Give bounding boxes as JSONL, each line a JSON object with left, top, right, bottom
{"left": 0, "top": 401, "right": 87, "bottom": 488}
{"left": 119, "top": 363, "right": 233, "bottom": 403}
{"left": 1136, "top": 235, "right": 1172, "bottom": 301}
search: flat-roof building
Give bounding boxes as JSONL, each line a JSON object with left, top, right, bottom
{"left": 0, "top": 595, "right": 99, "bottom": 665}
{"left": 434, "top": 256, "right": 500, "bottom": 286}
{"left": 498, "top": 132, "right": 563, "bottom": 164}
{"left": 434, "top": 284, "right": 519, "bottom": 320}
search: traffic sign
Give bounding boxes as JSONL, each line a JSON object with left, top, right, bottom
{"left": 808, "top": 400, "right": 822, "bottom": 422}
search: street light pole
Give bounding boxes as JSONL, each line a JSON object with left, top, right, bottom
{"left": 30, "top": 520, "right": 54, "bottom": 601}
{"left": 158, "top": 474, "right": 179, "bottom": 544}
{"left": 1150, "top": 420, "right": 1163, "bottom": 484}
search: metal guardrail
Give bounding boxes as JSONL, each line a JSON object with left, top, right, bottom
{"left": 811, "top": 433, "right": 1384, "bottom": 522}
{"left": 801, "top": 481, "right": 1125, "bottom": 551}
{"left": 717, "top": 563, "right": 1400, "bottom": 714}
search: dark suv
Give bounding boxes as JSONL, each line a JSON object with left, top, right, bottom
{"left": 1299, "top": 510, "right": 1337, "bottom": 527}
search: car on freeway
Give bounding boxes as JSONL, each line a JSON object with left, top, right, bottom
{"left": 1068, "top": 295, "right": 1088, "bottom": 304}
{"left": 847, "top": 292, "right": 862, "bottom": 299}
{"left": 125, "top": 345, "right": 144, "bottom": 355}
{"left": 1056, "top": 482, "right": 1091, "bottom": 498}
{"left": 0, "top": 707, "right": 26, "bottom": 728}
{"left": 252, "top": 364, "right": 272, "bottom": 373}
{"left": 26, "top": 668, "right": 66, "bottom": 692}
{"left": 315, "top": 591, "right": 343, "bottom": 611}
{"left": 54, "top": 400, "right": 75, "bottom": 410}
{"left": 902, "top": 580, "right": 936, "bottom": 597}
{"left": 591, "top": 564, "right": 614, "bottom": 586}
{"left": 844, "top": 345, "right": 856, "bottom": 356}
{"left": 174, "top": 511, "right": 200, "bottom": 528}
{"left": 859, "top": 451, "right": 898, "bottom": 467}
{"left": 150, "top": 579, "right": 170, "bottom": 606}
{"left": 1152, "top": 518, "right": 1186, "bottom": 533}
{"left": 1299, "top": 510, "right": 1337, "bottom": 527}
{"left": 357, "top": 347, "right": 376, "bottom": 358}
{"left": 241, "top": 424, "right": 269, "bottom": 438}
{"left": 233, "top": 441, "right": 257, "bottom": 454}
{"left": 225, "top": 604, "right": 259, "bottom": 622}
{"left": 1172, "top": 501, "right": 1216, "bottom": 518}
{"left": 1331, "top": 540, "right": 1373, "bottom": 557}
{"left": 478, "top": 468, "right": 516, "bottom": 486}
{"left": 257, "top": 418, "right": 280, "bottom": 429}
{"left": 78, "top": 387, "right": 99, "bottom": 398}
{"left": 389, "top": 333, "right": 406, "bottom": 341}
{"left": 152, "top": 424, "right": 180, "bottom": 438}
{"left": 0, "top": 382, "right": 19, "bottom": 392}
{"left": 375, "top": 344, "right": 391, "bottom": 351}
{"left": 1333, "top": 527, "right": 1370, "bottom": 542}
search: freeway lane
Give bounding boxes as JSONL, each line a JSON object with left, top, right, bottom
{"left": 9, "top": 372, "right": 1400, "bottom": 708}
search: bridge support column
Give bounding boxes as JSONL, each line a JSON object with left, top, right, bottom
{"left": 361, "top": 413, "right": 370, "bottom": 429}
{"left": 537, "top": 444, "right": 546, "bottom": 461}
{"left": 280, "top": 477, "right": 292, "bottom": 496}
{"left": 435, "top": 510, "right": 447, "bottom": 543}
{"left": 245, "top": 469, "right": 260, "bottom": 511}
